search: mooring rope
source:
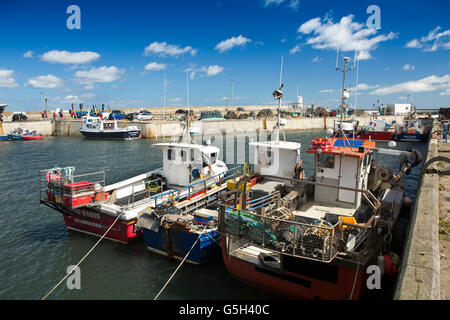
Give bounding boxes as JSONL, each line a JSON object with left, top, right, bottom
{"left": 41, "top": 210, "right": 125, "bottom": 300}
{"left": 349, "top": 256, "right": 361, "bottom": 300}
{"left": 154, "top": 224, "right": 209, "bottom": 300}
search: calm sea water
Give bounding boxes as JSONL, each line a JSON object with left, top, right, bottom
{"left": 0, "top": 130, "right": 426, "bottom": 300}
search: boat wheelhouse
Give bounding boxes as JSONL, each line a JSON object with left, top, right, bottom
{"left": 79, "top": 116, "right": 141, "bottom": 140}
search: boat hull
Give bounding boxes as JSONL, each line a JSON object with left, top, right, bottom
{"left": 22, "top": 135, "right": 44, "bottom": 140}
{"left": 7, "top": 134, "right": 22, "bottom": 141}
{"left": 143, "top": 227, "right": 221, "bottom": 265}
{"left": 396, "top": 132, "right": 427, "bottom": 142}
{"left": 44, "top": 202, "right": 141, "bottom": 243}
{"left": 79, "top": 129, "right": 141, "bottom": 140}
{"left": 221, "top": 238, "right": 366, "bottom": 300}
{"left": 357, "top": 131, "right": 393, "bottom": 141}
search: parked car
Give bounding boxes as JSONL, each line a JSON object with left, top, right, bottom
{"left": 125, "top": 112, "right": 137, "bottom": 120}
{"left": 12, "top": 112, "right": 27, "bottom": 121}
{"left": 135, "top": 110, "right": 154, "bottom": 121}
{"left": 108, "top": 110, "right": 126, "bottom": 120}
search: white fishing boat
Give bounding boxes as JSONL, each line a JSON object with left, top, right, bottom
{"left": 79, "top": 115, "right": 141, "bottom": 140}
{"left": 40, "top": 115, "right": 233, "bottom": 243}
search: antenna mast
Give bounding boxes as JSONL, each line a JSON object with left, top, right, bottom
{"left": 336, "top": 56, "right": 355, "bottom": 128}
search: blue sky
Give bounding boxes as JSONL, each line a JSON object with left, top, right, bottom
{"left": 0, "top": 0, "right": 449, "bottom": 111}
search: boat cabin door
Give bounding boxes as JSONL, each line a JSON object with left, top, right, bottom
{"left": 338, "top": 155, "right": 358, "bottom": 203}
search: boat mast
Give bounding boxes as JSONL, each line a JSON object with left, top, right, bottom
{"left": 272, "top": 55, "right": 285, "bottom": 143}
{"left": 336, "top": 56, "right": 354, "bottom": 135}
{"left": 163, "top": 72, "right": 166, "bottom": 123}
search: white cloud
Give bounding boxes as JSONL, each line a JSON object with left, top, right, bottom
{"left": 406, "top": 39, "right": 422, "bottom": 49}
{"left": 64, "top": 95, "right": 80, "bottom": 103}
{"left": 297, "top": 14, "right": 397, "bottom": 60}
{"left": 215, "top": 35, "right": 251, "bottom": 53}
{"left": 144, "top": 62, "right": 167, "bottom": 71}
{"left": 289, "top": 45, "right": 301, "bottom": 55}
{"left": 319, "top": 83, "right": 379, "bottom": 94}
{"left": 298, "top": 17, "right": 321, "bottom": 34}
{"left": 27, "top": 74, "right": 63, "bottom": 89}
{"left": 0, "top": 69, "right": 19, "bottom": 87}
{"left": 263, "top": 0, "right": 299, "bottom": 10}
{"left": 23, "top": 50, "right": 34, "bottom": 58}
{"left": 144, "top": 41, "right": 197, "bottom": 57}
{"left": 318, "top": 88, "right": 335, "bottom": 93}
{"left": 264, "top": 0, "right": 284, "bottom": 6}
{"left": 75, "top": 66, "right": 123, "bottom": 86}
{"left": 168, "top": 97, "right": 182, "bottom": 102}
{"left": 205, "top": 65, "right": 224, "bottom": 76}
{"left": 370, "top": 74, "right": 450, "bottom": 95}
{"left": 402, "top": 64, "right": 415, "bottom": 71}
{"left": 406, "top": 26, "right": 450, "bottom": 52}
{"left": 354, "top": 83, "right": 379, "bottom": 91}
{"left": 288, "top": 0, "right": 300, "bottom": 11}
{"left": 40, "top": 50, "right": 100, "bottom": 64}
{"left": 184, "top": 64, "right": 224, "bottom": 79}
{"left": 312, "top": 56, "right": 322, "bottom": 62}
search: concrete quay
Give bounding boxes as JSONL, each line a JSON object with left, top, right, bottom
{"left": 394, "top": 121, "right": 442, "bottom": 300}
{"left": 0, "top": 115, "right": 405, "bottom": 139}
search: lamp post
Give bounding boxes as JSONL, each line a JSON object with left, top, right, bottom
{"left": 230, "top": 78, "right": 234, "bottom": 108}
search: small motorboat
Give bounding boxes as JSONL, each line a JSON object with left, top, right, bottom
{"left": 7, "top": 128, "right": 44, "bottom": 141}
{"left": 22, "top": 130, "right": 44, "bottom": 140}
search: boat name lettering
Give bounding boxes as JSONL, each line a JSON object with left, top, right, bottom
{"left": 76, "top": 209, "right": 100, "bottom": 220}
{"left": 74, "top": 218, "right": 102, "bottom": 229}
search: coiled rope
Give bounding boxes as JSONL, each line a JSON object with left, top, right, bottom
{"left": 41, "top": 210, "right": 125, "bottom": 300}
{"left": 154, "top": 224, "right": 209, "bottom": 300}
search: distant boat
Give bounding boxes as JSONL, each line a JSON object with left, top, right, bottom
{"left": 395, "top": 117, "right": 431, "bottom": 142}
{"left": 7, "top": 128, "right": 44, "bottom": 141}
{"left": 79, "top": 116, "right": 141, "bottom": 140}
{"left": 356, "top": 119, "right": 394, "bottom": 141}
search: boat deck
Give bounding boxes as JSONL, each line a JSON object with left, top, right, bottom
{"left": 230, "top": 244, "right": 277, "bottom": 266}
{"left": 294, "top": 202, "right": 355, "bottom": 220}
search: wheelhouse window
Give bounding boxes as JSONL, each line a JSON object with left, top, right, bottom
{"left": 317, "top": 153, "right": 335, "bottom": 169}
{"left": 168, "top": 149, "right": 175, "bottom": 160}
{"left": 210, "top": 152, "right": 217, "bottom": 164}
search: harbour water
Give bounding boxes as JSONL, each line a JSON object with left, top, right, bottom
{"left": 0, "top": 130, "right": 426, "bottom": 299}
